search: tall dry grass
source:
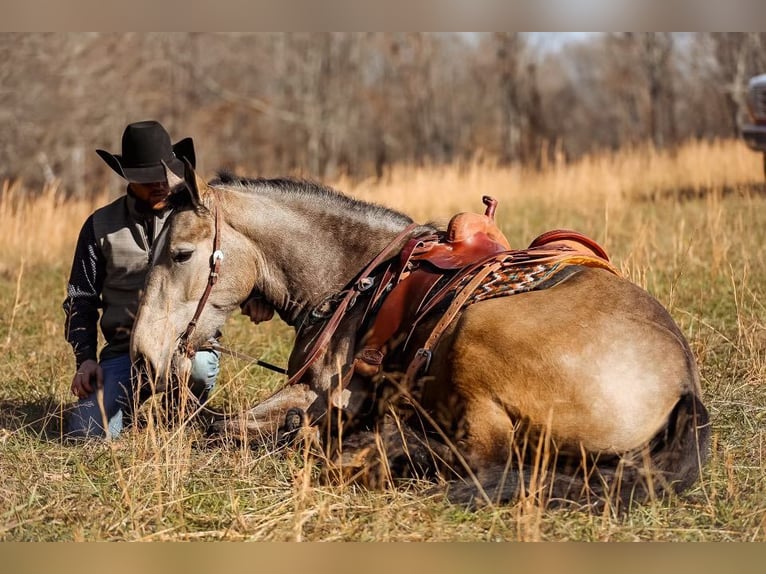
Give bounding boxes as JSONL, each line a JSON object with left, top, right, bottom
{"left": 347, "top": 137, "right": 759, "bottom": 213}
{"left": 0, "top": 181, "right": 107, "bottom": 272}
{"left": 0, "top": 137, "right": 759, "bottom": 269}
{"left": 0, "top": 138, "right": 765, "bottom": 541}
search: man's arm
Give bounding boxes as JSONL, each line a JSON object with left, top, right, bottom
{"left": 63, "top": 214, "right": 104, "bottom": 368}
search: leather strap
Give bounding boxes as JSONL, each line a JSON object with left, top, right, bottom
{"left": 286, "top": 222, "right": 422, "bottom": 386}
{"left": 404, "top": 257, "right": 503, "bottom": 383}
{"left": 179, "top": 192, "right": 223, "bottom": 358}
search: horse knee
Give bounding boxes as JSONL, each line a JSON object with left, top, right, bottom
{"left": 458, "top": 400, "right": 517, "bottom": 463}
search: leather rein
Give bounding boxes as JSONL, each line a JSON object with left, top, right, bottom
{"left": 178, "top": 193, "right": 224, "bottom": 359}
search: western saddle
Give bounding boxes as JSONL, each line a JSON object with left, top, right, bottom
{"left": 352, "top": 196, "right": 616, "bottom": 381}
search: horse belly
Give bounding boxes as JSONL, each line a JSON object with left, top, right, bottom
{"left": 436, "top": 270, "right": 693, "bottom": 455}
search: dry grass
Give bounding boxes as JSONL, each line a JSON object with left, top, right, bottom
{"left": 1, "top": 138, "right": 765, "bottom": 540}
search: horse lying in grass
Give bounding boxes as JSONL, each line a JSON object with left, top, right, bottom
{"left": 130, "top": 162, "right": 710, "bottom": 510}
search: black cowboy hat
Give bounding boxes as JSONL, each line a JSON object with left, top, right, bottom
{"left": 96, "top": 120, "right": 195, "bottom": 184}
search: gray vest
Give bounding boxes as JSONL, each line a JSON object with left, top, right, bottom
{"left": 92, "top": 194, "right": 170, "bottom": 360}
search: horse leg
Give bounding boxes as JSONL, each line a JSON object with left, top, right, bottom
{"left": 207, "top": 383, "right": 319, "bottom": 446}
{"left": 442, "top": 391, "right": 710, "bottom": 511}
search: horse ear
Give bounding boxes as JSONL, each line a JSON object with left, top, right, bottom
{"left": 161, "top": 160, "right": 184, "bottom": 190}
{"left": 182, "top": 157, "right": 213, "bottom": 209}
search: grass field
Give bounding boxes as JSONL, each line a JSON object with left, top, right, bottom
{"left": 0, "top": 139, "right": 764, "bottom": 541}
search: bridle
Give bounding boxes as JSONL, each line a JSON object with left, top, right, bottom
{"left": 178, "top": 192, "right": 224, "bottom": 358}
{"left": 175, "top": 190, "right": 284, "bottom": 373}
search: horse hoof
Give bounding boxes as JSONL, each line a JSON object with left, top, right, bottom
{"left": 284, "top": 407, "right": 305, "bottom": 432}
{"left": 277, "top": 408, "right": 306, "bottom": 447}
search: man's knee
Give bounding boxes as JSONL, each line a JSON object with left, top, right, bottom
{"left": 66, "top": 399, "right": 124, "bottom": 439}
{"left": 189, "top": 349, "right": 220, "bottom": 397}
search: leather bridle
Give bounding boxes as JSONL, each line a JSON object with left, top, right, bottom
{"left": 178, "top": 192, "right": 223, "bottom": 358}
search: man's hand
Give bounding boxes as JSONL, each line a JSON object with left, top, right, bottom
{"left": 71, "top": 359, "right": 103, "bottom": 399}
{"left": 240, "top": 295, "right": 275, "bottom": 325}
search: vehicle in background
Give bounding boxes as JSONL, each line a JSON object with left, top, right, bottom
{"left": 742, "top": 73, "right": 766, "bottom": 178}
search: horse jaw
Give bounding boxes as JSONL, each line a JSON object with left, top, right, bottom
{"left": 130, "top": 298, "right": 181, "bottom": 385}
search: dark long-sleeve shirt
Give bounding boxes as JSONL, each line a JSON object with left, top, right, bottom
{"left": 63, "top": 192, "right": 169, "bottom": 368}
{"left": 63, "top": 215, "right": 104, "bottom": 367}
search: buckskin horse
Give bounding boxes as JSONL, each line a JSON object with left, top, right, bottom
{"left": 130, "top": 161, "right": 709, "bottom": 510}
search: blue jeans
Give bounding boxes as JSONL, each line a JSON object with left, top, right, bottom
{"left": 66, "top": 351, "right": 220, "bottom": 439}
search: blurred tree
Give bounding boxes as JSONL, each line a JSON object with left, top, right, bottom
{"left": 0, "top": 32, "right": 760, "bottom": 195}
{"left": 493, "top": 32, "right": 524, "bottom": 165}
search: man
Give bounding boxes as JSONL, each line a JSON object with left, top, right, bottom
{"left": 64, "top": 120, "right": 220, "bottom": 439}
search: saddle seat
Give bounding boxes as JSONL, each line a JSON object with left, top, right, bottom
{"left": 417, "top": 195, "right": 511, "bottom": 270}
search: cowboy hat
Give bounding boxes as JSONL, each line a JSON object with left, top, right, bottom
{"left": 96, "top": 120, "right": 195, "bottom": 184}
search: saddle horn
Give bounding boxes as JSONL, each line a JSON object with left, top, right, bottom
{"left": 482, "top": 195, "right": 498, "bottom": 221}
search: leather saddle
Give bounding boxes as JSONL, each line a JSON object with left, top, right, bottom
{"left": 354, "top": 196, "right": 612, "bottom": 378}
{"left": 415, "top": 195, "right": 511, "bottom": 270}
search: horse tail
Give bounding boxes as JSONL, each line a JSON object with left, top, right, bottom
{"left": 445, "top": 392, "right": 710, "bottom": 511}
{"left": 645, "top": 391, "right": 711, "bottom": 494}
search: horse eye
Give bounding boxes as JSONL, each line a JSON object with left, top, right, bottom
{"left": 172, "top": 249, "right": 194, "bottom": 264}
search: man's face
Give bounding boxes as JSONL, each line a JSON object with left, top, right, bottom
{"left": 129, "top": 181, "right": 170, "bottom": 210}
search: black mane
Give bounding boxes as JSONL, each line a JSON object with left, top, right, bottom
{"left": 208, "top": 171, "right": 414, "bottom": 226}
{"left": 210, "top": 171, "right": 342, "bottom": 199}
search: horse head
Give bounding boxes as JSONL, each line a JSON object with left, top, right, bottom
{"left": 130, "top": 161, "right": 255, "bottom": 384}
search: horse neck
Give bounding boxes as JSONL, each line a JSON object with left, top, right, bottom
{"left": 223, "top": 188, "right": 415, "bottom": 326}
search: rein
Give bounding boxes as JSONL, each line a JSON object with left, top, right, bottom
{"left": 210, "top": 342, "right": 287, "bottom": 375}
{"left": 179, "top": 193, "right": 224, "bottom": 358}
{"left": 285, "top": 222, "right": 422, "bottom": 386}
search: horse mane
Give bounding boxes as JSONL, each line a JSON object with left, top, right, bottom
{"left": 208, "top": 171, "right": 415, "bottom": 228}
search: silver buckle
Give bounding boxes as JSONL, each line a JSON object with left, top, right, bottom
{"left": 414, "top": 348, "right": 432, "bottom": 373}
